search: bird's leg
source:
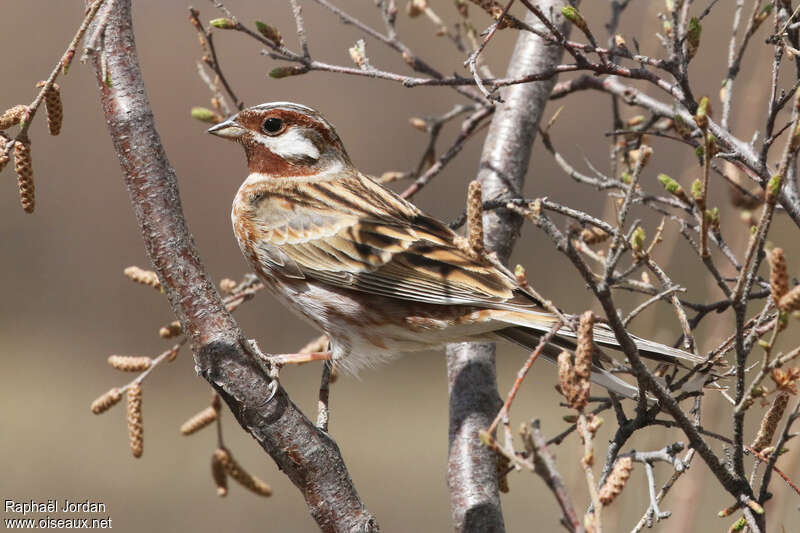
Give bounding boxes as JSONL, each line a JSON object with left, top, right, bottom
{"left": 244, "top": 337, "right": 332, "bottom": 380}
{"left": 270, "top": 351, "right": 333, "bottom": 365}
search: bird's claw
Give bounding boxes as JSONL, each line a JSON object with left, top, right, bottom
{"left": 244, "top": 338, "right": 282, "bottom": 384}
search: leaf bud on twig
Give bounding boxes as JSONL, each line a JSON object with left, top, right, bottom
{"left": 191, "top": 106, "right": 222, "bottom": 124}
{"left": 686, "top": 17, "right": 701, "bottom": 60}
{"left": 254, "top": 21, "right": 282, "bottom": 45}
{"left": 209, "top": 18, "right": 236, "bottom": 30}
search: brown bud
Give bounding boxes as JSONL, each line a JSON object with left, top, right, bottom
{"left": 90, "top": 387, "right": 123, "bottom": 414}
{"left": 14, "top": 140, "right": 34, "bottom": 213}
{"left": 408, "top": 117, "right": 427, "bottom": 132}
{"left": 107, "top": 355, "right": 152, "bottom": 372}
{"left": 127, "top": 384, "right": 143, "bottom": 458}
{"left": 166, "top": 344, "right": 181, "bottom": 362}
{"left": 580, "top": 227, "right": 609, "bottom": 245}
{"left": 254, "top": 21, "right": 282, "bottom": 45}
{"left": 159, "top": 321, "right": 183, "bottom": 338}
{"left": 407, "top": 0, "right": 427, "bottom": 18}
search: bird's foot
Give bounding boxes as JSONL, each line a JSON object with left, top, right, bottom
{"left": 241, "top": 338, "right": 281, "bottom": 402}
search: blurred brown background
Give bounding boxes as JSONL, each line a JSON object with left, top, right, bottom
{"left": 2, "top": 1, "right": 799, "bottom": 531}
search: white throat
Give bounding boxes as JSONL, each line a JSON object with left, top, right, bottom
{"left": 243, "top": 158, "right": 345, "bottom": 184}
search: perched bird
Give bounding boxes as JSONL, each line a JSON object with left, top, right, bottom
{"left": 208, "top": 102, "right": 702, "bottom": 400}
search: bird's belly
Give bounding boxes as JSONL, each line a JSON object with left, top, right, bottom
{"left": 256, "top": 272, "right": 502, "bottom": 373}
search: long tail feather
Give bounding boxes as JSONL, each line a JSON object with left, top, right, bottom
{"left": 498, "top": 327, "right": 643, "bottom": 400}
{"left": 490, "top": 309, "right": 704, "bottom": 366}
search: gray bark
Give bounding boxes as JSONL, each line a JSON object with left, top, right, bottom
{"left": 446, "top": 4, "right": 575, "bottom": 532}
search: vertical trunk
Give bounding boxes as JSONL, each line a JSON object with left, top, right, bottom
{"left": 446, "top": 4, "right": 575, "bottom": 531}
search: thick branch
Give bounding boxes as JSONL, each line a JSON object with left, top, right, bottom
{"left": 445, "top": 4, "right": 574, "bottom": 532}
{"left": 92, "top": 2, "right": 376, "bottom": 531}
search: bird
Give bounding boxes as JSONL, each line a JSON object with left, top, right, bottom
{"left": 208, "top": 101, "right": 704, "bottom": 400}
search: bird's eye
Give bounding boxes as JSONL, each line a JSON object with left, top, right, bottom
{"left": 262, "top": 117, "right": 284, "bottom": 134}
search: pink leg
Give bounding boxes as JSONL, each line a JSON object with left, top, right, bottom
{"left": 271, "top": 351, "right": 333, "bottom": 366}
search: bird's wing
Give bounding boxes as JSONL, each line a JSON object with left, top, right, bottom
{"left": 252, "top": 173, "right": 535, "bottom": 308}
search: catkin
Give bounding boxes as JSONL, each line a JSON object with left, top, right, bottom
{"left": 127, "top": 384, "right": 143, "bottom": 458}
{"left": 14, "top": 140, "right": 34, "bottom": 213}
{"left": 571, "top": 312, "right": 594, "bottom": 410}
{"left": 557, "top": 351, "right": 577, "bottom": 406}
{"left": 467, "top": 181, "right": 484, "bottom": 256}
{"left": 180, "top": 406, "right": 217, "bottom": 436}
{"left": 123, "top": 266, "right": 161, "bottom": 291}
{"left": 90, "top": 387, "right": 123, "bottom": 414}
{"left": 36, "top": 82, "right": 63, "bottom": 136}
{"left": 598, "top": 456, "right": 633, "bottom": 505}
{"left": 0, "top": 105, "right": 27, "bottom": 130}
{"left": 751, "top": 392, "right": 790, "bottom": 452}
{"left": 215, "top": 447, "right": 272, "bottom": 497}
{"left": 779, "top": 285, "right": 800, "bottom": 312}
{"left": 0, "top": 138, "right": 8, "bottom": 173}
{"left": 575, "top": 313, "right": 594, "bottom": 381}
{"left": 107, "top": 355, "right": 152, "bottom": 372}
{"left": 769, "top": 248, "right": 789, "bottom": 304}
{"left": 211, "top": 449, "right": 228, "bottom": 497}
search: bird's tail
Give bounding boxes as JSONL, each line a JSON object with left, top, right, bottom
{"left": 489, "top": 309, "right": 706, "bottom": 401}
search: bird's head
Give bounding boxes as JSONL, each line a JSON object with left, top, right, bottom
{"left": 208, "top": 102, "right": 351, "bottom": 177}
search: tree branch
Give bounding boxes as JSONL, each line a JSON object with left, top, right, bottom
{"left": 91, "top": 2, "right": 376, "bottom": 531}
{"left": 445, "top": 4, "right": 574, "bottom": 531}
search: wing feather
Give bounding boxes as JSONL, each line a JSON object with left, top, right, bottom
{"left": 247, "top": 172, "right": 535, "bottom": 308}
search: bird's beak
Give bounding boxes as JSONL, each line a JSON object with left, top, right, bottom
{"left": 207, "top": 116, "right": 246, "bottom": 140}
